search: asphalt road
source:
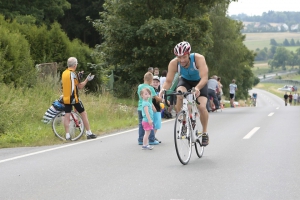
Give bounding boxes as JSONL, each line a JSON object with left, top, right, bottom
{"left": 1, "top": 88, "right": 300, "bottom": 200}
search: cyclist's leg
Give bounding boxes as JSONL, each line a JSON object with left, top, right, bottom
{"left": 196, "top": 86, "right": 208, "bottom": 133}
{"left": 64, "top": 104, "right": 72, "bottom": 134}
{"left": 175, "top": 77, "right": 190, "bottom": 113}
{"left": 74, "top": 102, "right": 91, "bottom": 131}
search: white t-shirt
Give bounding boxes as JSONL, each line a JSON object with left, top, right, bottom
{"left": 229, "top": 83, "right": 237, "bottom": 94}
{"left": 160, "top": 76, "right": 166, "bottom": 89}
{"left": 293, "top": 93, "right": 298, "bottom": 100}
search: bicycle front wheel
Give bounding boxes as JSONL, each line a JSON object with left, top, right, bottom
{"left": 174, "top": 111, "right": 192, "bottom": 165}
{"left": 52, "top": 111, "right": 85, "bottom": 141}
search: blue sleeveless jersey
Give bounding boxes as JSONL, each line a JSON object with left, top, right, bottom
{"left": 178, "top": 53, "right": 200, "bottom": 81}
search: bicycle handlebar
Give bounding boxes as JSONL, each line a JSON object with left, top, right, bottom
{"left": 163, "top": 88, "right": 200, "bottom": 107}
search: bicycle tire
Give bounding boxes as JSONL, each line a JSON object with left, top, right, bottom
{"left": 52, "top": 111, "right": 85, "bottom": 141}
{"left": 174, "top": 110, "right": 192, "bottom": 165}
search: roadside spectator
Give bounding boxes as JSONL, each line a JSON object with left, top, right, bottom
{"left": 284, "top": 92, "right": 288, "bottom": 106}
{"left": 148, "top": 67, "right": 153, "bottom": 74}
{"left": 151, "top": 76, "right": 163, "bottom": 143}
{"left": 288, "top": 92, "right": 293, "bottom": 105}
{"left": 140, "top": 88, "right": 154, "bottom": 150}
{"left": 154, "top": 67, "right": 159, "bottom": 76}
{"left": 206, "top": 75, "right": 220, "bottom": 112}
{"left": 229, "top": 79, "right": 238, "bottom": 108}
{"left": 137, "top": 72, "right": 160, "bottom": 145}
{"left": 298, "top": 93, "right": 300, "bottom": 103}
{"left": 293, "top": 93, "right": 298, "bottom": 105}
{"left": 217, "top": 76, "right": 223, "bottom": 108}
{"left": 160, "top": 70, "right": 167, "bottom": 90}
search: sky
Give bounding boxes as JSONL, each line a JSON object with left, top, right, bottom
{"left": 228, "top": 0, "right": 300, "bottom": 16}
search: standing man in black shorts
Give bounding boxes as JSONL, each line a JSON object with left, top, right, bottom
{"left": 159, "top": 41, "right": 209, "bottom": 146}
{"left": 62, "top": 57, "right": 97, "bottom": 140}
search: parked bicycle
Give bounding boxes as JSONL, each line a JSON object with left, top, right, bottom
{"left": 52, "top": 101, "right": 85, "bottom": 141}
{"left": 164, "top": 88, "right": 205, "bottom": 165}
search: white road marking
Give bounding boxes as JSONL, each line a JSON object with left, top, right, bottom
{"left": 276, "top": 107, "right": 279, "bottom": 109}
{"left": 268, "top": 112, "right": 274, "bottom": 116}
{"left": 0, "top": 119, "right": 174, "bottom": 164}
{"left": 243, "top": 127, "right": 260, "bottom": 139}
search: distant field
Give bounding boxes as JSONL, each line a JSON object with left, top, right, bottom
{"left": 252, "top": 62, "right": 297, "bottom": 76}
{"left": 244, "top": 32, "right": 300, "bottom": 51}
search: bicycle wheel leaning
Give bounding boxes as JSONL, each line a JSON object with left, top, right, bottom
{"left": 52, "top": 111, "right": 85, "bottom": 141}
{"left": 174, "top": 110, "right": 192, "bottom": 165}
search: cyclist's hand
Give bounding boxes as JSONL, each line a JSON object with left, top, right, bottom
{"left": 194, "top": 88, "right": 200, "bottom": 97}
{"left": 159, "top": 89, "right": 165, "bottom": 99}
{"left": 86, "top": 73, "right": 95, "bottom": 81}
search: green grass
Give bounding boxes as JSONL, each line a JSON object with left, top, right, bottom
{"left": 0, "top": 77, "right": 139, "bottom": 148}
{"left": 244, "top": 32, "right": 300, "bottom": 51}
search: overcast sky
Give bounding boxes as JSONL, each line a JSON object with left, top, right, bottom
{"left": 228, "top": 0, "right": 300, "bottom": 16}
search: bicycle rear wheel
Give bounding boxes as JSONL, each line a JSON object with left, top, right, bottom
{"left": 52, "top": 111, "right": 85, "bottom": 141}
{"left": 174, "top": 111, "right": 192, "bottom": 165}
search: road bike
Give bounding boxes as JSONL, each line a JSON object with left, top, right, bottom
{"left": 164, "top": 88, "right": 204, "bottom": 165}
{"left": 52, "top": 110, "right": 85, "bottom": 141}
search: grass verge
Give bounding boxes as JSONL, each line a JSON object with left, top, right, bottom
{"left": 0, "top": 78, "right": 138, "bottom": 148}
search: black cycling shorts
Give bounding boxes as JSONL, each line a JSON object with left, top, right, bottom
{"left": 64, "top": 101, "right": 85, "bottom": 113}
{"left": 177, "top": 77, "right": 208, "bottom": 98}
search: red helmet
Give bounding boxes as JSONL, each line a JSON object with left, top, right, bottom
{"left": 174, "top": 41, "right": 191, "bottom": 56}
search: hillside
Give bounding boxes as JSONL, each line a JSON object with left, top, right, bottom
{"left": 244, "top": 32, "right": 300, "bottom": 51}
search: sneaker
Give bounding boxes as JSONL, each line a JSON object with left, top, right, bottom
{"left": 87, "top": 134, "right": 97, "bottom": 139}
{"left": 66, "top": 133, "right": 71, "bottom": 140}
{"left": 142, "top": 145, "right": 153, "bottom": 150}
{"left": 202, "top": 133, "right": 209, "bottom": 146}
{"left": 155, "top": 137, "right": 161, "bottom": 143}
{"left": 149, "top": 140, "right": 160, "bottom": 145}
{"left": 138, "top": 141, "right": 143, "bottom": 145}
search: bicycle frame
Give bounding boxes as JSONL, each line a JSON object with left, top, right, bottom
{"left": 164, "top": 89, "right": 202, "bottom": 142}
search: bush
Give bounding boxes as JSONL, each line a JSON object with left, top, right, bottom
{"left": 0, "top": 22, "right": 36, "bottom": 87}
{"left": 253, "top": 76, "right": 260, "bottom": 86}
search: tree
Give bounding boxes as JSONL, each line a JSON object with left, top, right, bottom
{"left": 92, "top": 0, "right": 223, "bottom": 91}
{"left": 0, "top": 0, "right": 71, "bottom": 25}
{"left": 0, "top": 17, "right": 36, "bottom": 87}
{"left": 283, "top": 39, "right": 290, "bottom": 46}
{"left": 58, "top": 0, "right": 105, "bottom": 47}
{"left": 290, "top": 38, "right": 296, "bottom": 46}
{"left": 206, "top": 3, "right": 255, "bottom": 99}
{"left": 270, "top": 38, "right": 277, "bottom": 46}
{"left": 271, "top": 47, "right": 291, "bottom": 70}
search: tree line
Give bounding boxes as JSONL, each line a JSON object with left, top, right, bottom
{"left": 270, "top": 38, "right": 300, "bottom": 46}
{"left": 231, "top": 11, "right": 300, "bottom": 24}
{"left": 0, "top": 0, "right": 256, "bottom": 100}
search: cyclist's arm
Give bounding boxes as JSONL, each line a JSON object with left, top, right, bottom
{"left": 78, "top": 79, "right": 88, "bottom": 89}
{"left": 194, "top": 53, "right": 208, "bottom": 91}
{"left": 159, "top": 58, "right": 177, "bottom": 96}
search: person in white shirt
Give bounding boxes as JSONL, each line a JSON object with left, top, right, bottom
{"left": 229, "top": 79, "right": 238, "bottom": 108}
{"left": 159, "top": 70, "right": 167, "bottom": 90}
{"left": 293, "top": 93, "right": 298, "bottom": 105}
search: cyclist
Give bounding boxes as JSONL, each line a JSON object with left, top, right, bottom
{"left": 159, "top": 41, "right": 209, "bottom": 146}
{"left": 251, "top": 93, "right": 257, "bottom": 106}
{"left": 62, "top": 57, "right": 97, "bottom": 140}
